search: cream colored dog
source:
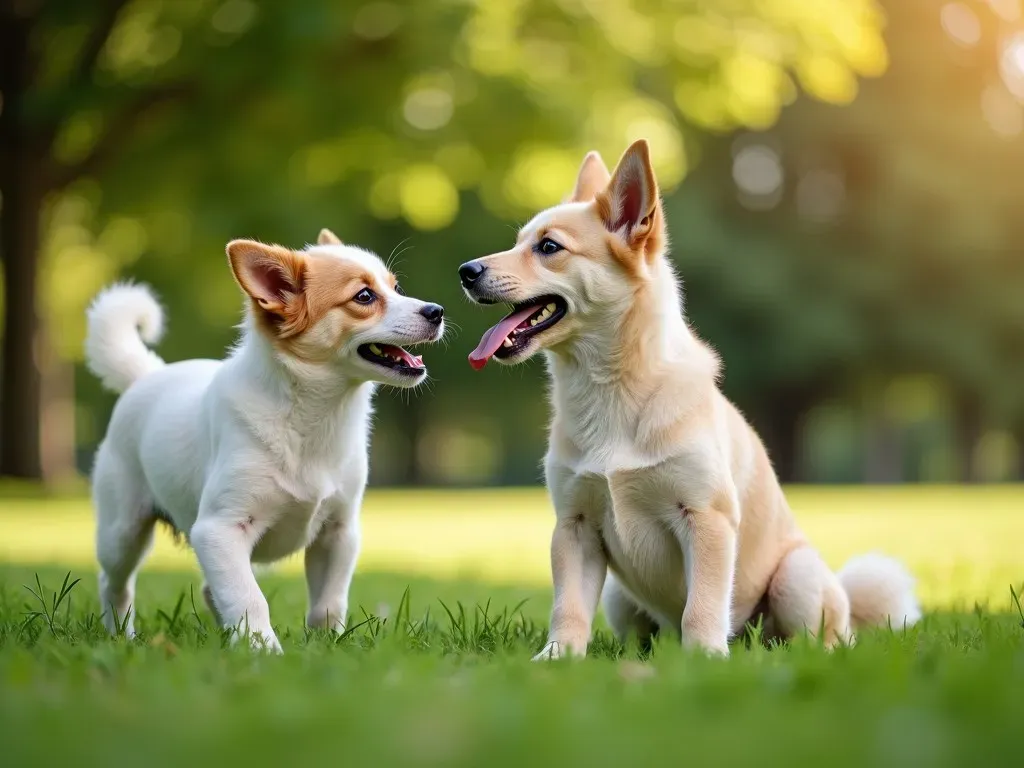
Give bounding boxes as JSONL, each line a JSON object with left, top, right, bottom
{"left": 86, "top": 229, "right": 444, "bottom": 651}
{"left": 460, "top": 141, "right": 920, "bottom": 658}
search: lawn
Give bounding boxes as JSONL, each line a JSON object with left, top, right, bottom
{"left": 0, "top": 486, "right": 1022, "bottom": 767}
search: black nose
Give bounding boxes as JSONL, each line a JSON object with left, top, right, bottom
{"left": 419, "top": 303, "right": 444, "bottom": 325}
{"left": 459, "top": 261, "right": 486, "bottom": 288}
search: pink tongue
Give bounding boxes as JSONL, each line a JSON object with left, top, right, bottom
{"left": 381, "top": 344, "right": 423, "bottom": 368}
{"left": 468, "top": 304, "right": 542, "bottom": 370}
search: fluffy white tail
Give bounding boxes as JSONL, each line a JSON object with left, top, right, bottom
{"left": 85, "top": 283, "right": 166, "bottom": 393}
{"left": 838, "top": 553, "right": 922, "bottom": 632}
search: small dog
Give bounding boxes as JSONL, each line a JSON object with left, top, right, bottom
{"left": 86, "top": 229, "right": 444, "bottom": 651}
{"left": 460, "top": 141, "right": 920, "bottom": 658}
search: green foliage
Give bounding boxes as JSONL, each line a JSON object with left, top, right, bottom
{"left": 32, "top": 0, "right": 886, "bottom": 355}
{"left": 705, "top": 1, "right": 1024, "bottom": 414}
{"left": 9, "top": 0, "right": 1024, "bottom": 483}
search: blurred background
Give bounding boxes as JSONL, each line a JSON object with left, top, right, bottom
{"left": 3, "top": 0, "right": 1024, "bottom": 490}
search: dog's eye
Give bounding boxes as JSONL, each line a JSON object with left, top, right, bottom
{"left": 537, "top": 238, "right": 563, "bottom": 256}
{"left": 394, "top": 283, "right": 405, "bottom": 296}
{"left": 353, "top": 288, "right": 376, "bottom": 305}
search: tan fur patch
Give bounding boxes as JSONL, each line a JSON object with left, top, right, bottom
{"left": 227, "top": 240, "right": 391, "bottom": 361}
{"left": 318, "top": 228, "right": 343, "bottom": 246}
{"left": 595, "top": 139, "right": 664, "bottom": 272}
{"left": 568, "top": 151, "right": 611, "bottom": 203}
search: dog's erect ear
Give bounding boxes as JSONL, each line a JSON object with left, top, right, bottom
{"left": 226, "top": 240, "right": 306, "bottom": 315}
{"left": 317, "top": 228, "right": 342, "bottom": 246}
{"left": 597, "top": 140, "right": 661, "bottom": 247}
{"left": 569, "top": 151, "right": 611, "bottom": 203}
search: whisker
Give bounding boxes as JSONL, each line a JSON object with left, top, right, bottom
{"left": 387, "top": 237, "right": 412, "bottom": 267}
{"left": 390, "top": 245, "right": 415, "bottom": 268}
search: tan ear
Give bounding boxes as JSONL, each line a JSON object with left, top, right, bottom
{"left": 317, "top": 228, "right": 342, "bottom": 246}
{"left": 569, "top": 151, "right": 611, "bottom": 203}
{"left": 226, "top": 240, "right": 306, "bottom": 315}
{"left": 596, "top": 139, "right": 660, "bottom": 245}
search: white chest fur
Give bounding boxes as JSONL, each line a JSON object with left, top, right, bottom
{"left": 251, "top": 494, "right": 339, "bottom": 562}
{"left": 220, "top": 346, "right": 374, "bottom": 564}
{"left": 546, "top": 363, "right": 662, "bottom": 475}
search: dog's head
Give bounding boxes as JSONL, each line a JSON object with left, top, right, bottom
{"left": 460, "top": 140, "right": 666, "bottom": 369}
{"left": 228, "top": 229, "right": 444, "bottom": 387}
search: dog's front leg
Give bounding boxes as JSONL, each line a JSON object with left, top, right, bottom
{"left": 191, "top": 504, "right": 281, "bottom": 653}
{"left": 534, "top": 465, "right": 608, "bottom": 661}
{"left": 675, "top": 499, "right": 738, "bottom": 656}
{"left": 304, "top": 495, "right": 361, "bottom": 633}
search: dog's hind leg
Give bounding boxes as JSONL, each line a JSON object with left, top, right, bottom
{"left": 201, "top": 582, "right": 222, "bottom": 625}
{"left": 602, "top": 573, "right": 659, "bottom": 651}
{"left": 767, "top": 545, "right": 851, "bottom": 649}
{"left": 93, "top": 448, "right": 156, "bottom": 637}
{"left": 305, "top": 500, "right": 361, "bottom": 634}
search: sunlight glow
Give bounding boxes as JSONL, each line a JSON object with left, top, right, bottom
{"left": 403, "top": 87, "right": 454, "bottom": 131}
{"left": 1000, "top": 33, "right": 1024, "bottom": 99}
{"left": 940, "top": 4, "right": 981, "bottom": 48}
{"left": 399, "top": 165, "right": 459, "bottom": 230}
{"left": 210, "top": 0, "right": 257, "bottom": 36}
{"left": 981, "top": 84, "right": 1024, "bottom": 137}
{"left": 502, "top": 146, "right": 579, "bottom": 210}
{"left": 986, "top": 0, "right": 1022, "bottom": 23}
{"left": 732, "top": 142, "right": 783, "bottom": 210}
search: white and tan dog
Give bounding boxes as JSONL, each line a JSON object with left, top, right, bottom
{"left": 86, "top": 229, "right": 444, "bottom": 651}
{"left": 460, "top": 141, "right": 920, "bottom": 658}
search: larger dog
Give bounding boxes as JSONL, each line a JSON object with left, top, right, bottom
{"left": 86, "top": 229, "right": 444, "bottom": 651}
{"left": 461, "top": 141, "right": 920, "bottom": 658}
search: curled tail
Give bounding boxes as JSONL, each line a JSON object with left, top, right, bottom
{"left": 85, "top": 283, "right": 166, "bottom": 393}
{"left": 838, "top": 553, "right": 922, "bottom": 632}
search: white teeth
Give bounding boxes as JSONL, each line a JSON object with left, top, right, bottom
{"left": 502, "top": 337, "right": 513, "bottom": 348}
{"left": 539, "top": 308, "right": 552, "bottom": 321}
{"left": 530, "top": 318, "right": 538, "bottom": 326}
{"left": 369, "top": 344, "right": 382, "bottom": 355}
{"left": 546, "top": 303, "right": 556, "bottom": 312}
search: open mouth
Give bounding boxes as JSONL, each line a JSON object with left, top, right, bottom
{"left": 357, "top": 343, "right": 426, "bottom": 376}
{"left": 468, "top": 295, "right": 567, "bottom": 370}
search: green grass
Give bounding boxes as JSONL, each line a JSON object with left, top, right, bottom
{"left": 1, "top": 487, "right": 1023, "bottom": 767}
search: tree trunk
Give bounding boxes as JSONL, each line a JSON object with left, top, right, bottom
{"left": 863, "top": 411, "right": 904, "bottom": 484}
{"left": 952, "top": 393, "right": 982, "bottom": 484}
{"left": 0, "top": 161, "right": 45, "bottom": 479}
{"left": 394, "top": 394, "right": 424, "bottom": 486}
{"left": 0, "top": 10, "right": 46, "bottom": 479}
{"left": 1017, "top": 427, "right": 1024, "bottom": 482}
{"left": 752, "top": 382, "right": 822, "bottom": 484}
{"left": 38, "top": 319, "right": 78, "bottom": 486}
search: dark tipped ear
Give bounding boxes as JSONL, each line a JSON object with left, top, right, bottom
{"left": 226, "top": 240, "right": 306, "bottom": 314}
{"left": 569, "top": 151, "right": 611, "bottom": 203}
{"left": 597, "top": 139, "right": 660, "bottom": 244}
{"left": 317, "top": 228, "right": 342, "bottom": 246}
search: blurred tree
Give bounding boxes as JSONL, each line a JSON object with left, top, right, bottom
{"left": 670, "top": 0, "right": 1024, "bottom": 482}
{"left": 1, "top": 0, "right": 887, "bottom": 482}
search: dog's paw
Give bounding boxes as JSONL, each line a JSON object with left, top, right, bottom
{"left": 230, "top": 627, "right": 283, "bottom": 654}
{"left": 306, "top": 608, "right": 346, "bottom": 634}
{"left": 532, "top": 641, "right": 563, "bottom": 661}
{"left": 681, "top": 621, "right": 731, "bottom": 657}
{"left": 682, "top": 637, "right": 730, "bottom": 657}
{"left": 257, "top": 632, "right": 284, "bottom": 654}
{"left": 532, "top": 640, "right": 584, "bottom": 661}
